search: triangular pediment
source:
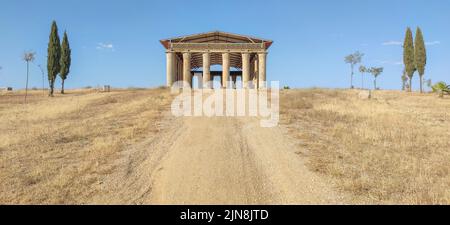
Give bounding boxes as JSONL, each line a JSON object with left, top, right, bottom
{"left": 160, "top": 31, "right": 273, "bottom": 49}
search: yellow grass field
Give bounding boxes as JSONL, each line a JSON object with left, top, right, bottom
{"left": 280, "top": 89, "right": 450, "bottom": 204}
{"left": 0, "top": 88, "right": 449, "bottom": 204}
{"left": 0, "top": 88, "right": 173, "bottom": 204}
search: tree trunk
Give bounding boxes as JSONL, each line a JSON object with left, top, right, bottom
{"left": 61, "top": 79, "right": 65, "bottom": 94}
{"left": 409, "top": 77, "right": 413, "bottom": 92}
{"left": 25, "top": 62, "right": 29, "bottom": 103}
{"left": 350, "top": 65, "right": 354, "bottom": 89}
{"left": 48, "top": 79, "right": 54, "bottom": 97}
{"left": 419, "top": 75, "right": 423, "bottom": 93}
{"left": 374, "top": 78, "right": 377, "bottom": 90}
{"left": 361, "top": 73, "right": 364, "bottom": 90}
{"left": 42, "top": 70, "right": 45, "bottom": 96}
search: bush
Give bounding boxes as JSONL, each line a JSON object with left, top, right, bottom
{"left": 431, "top": 82, "right": 450, "bottom": 97}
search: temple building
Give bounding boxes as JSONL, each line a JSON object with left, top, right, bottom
{"left": 160, "top": 31, "right": 273, "bottom": 89}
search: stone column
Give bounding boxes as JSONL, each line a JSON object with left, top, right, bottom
{"left": 183, "top": 52, "right": 191, "bottom": 88}
{"left": 222, "top": 52, "right": 230, "bottom": 88}
{"left": 174, "top": 56, "right": 179, "bottom": 83}
{"left": 174, "top": 57, "right": 178, "bottom": 82}
{"left": 254, "top": 57, "right": 259, "bottom": 89}
{"left": 242, "top": 53, "right": 250, "bottom": 88}
{"left": 166, "top": 52, "right": 175, "bottom": 87}
{"left": 178, "top": 57, "right": 182, "bottom": 82}
{"left": 258, "top": 52, "right": 267, "bottom": 88}
{"left": 249, "top": 59, "right": 253, "bottom": 81}
{"left": 202, "top": 52, "right": 211, "bottom": 89}
{"left": 180, "top": 58, "right": 184, "bottom": 83}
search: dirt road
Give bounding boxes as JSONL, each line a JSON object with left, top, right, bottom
{"left": 142, "top": 117, "right": 338, "bottom": 204}
{"left": 135, "top": 115, "right": 342, "bottom": 205}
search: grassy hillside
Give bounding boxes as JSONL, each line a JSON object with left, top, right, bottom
{"left": 280, "top": 89, "right": 450, "bottom": 204}
{"left": 1, "top": 88, "right": 449, "bottom": 204}
{"left": 0, "top": 89, "right": 172, "bottom": 204}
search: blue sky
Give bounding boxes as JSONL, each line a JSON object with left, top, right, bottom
{"left": 0, "top": 0, "right": 449, "bottom": 90}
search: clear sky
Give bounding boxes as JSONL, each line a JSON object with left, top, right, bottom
{"left": 0, "top": 0, "right": 449, "bottom": 90}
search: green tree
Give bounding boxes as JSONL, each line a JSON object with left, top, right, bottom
{"left": 345, "top": 51, "right": 364, "bottom": 89}
{"left": 47, "top": 21, "right": 61, "bottom": 97}
{"left": 403, "top": 27, "right": 415, "bottom": 92}
{"left": 414, "top": 27, "right": 427, "bottom": 93}
{"left": 60, "top": 31, "right": 71, "bottom": 94}
{"left": 359, "top": 65, "right": 367, "bottom": 89}
{"left": 368, "top": 67, "right": 384, "bottom": 90}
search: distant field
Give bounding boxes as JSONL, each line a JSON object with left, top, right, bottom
{"left": 280, "top": 89, "right": 450, "bottom": 204}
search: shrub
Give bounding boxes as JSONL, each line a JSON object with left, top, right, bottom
{"left": 431, "top": 82, "right": 450, "bottom": 98}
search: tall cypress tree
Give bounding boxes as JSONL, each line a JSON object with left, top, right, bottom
{"left": 403, "top": 27, "right": 415, "bottom": 92}
{"left": 47, "top": 21, "right": 61, "bottom": 97}
{"left": 60, "top": 31, "right": 71, "bottom": 94}
{"left": 414, "top": 27, "right": 427, "bottom": 93}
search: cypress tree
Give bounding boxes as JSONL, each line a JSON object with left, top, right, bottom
{"left": 401, "top": 69, "right": 408, "bottom": 91}
{"left": 403, "top": 27, "right": 415, "bottom": 92}
{"left": 47, "top": 21, "right": 61, "bottom": 97}
{"left": 414, "top": 27, "right": 427, "bottom": 93}
{"left": 60, "top": 31, "right": 71, "bottom": 94}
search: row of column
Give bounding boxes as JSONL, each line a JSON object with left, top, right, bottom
{"left": 166, "top": 52, "right": 267, "bottom": 89}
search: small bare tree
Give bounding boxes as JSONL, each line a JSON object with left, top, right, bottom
{"left": 345, "top": 51, "right": 364, "bottom": 89}
{"left": 359, "top": 65, "right": 367, "bottom": 89}
{"left": 38, "top": 64, "right": 46, "bottom": 96}
{"left": 368, "top": 67, "right": 384, "bottom": 90}
{"left": 23, "top": 51, "right": 36, "bottom": 102}
{"left": 424, "top": 79, "right": 432, "bottom": 93}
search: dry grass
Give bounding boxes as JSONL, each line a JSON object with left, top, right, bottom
{"left": 0, "top": 88, "right": 172, "bottom": 204}
{"left": 2, "top": 87, "right": 449, "bottom": 205}
{"left": 280, "top": 89, "right": 450, "bottom": 204}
